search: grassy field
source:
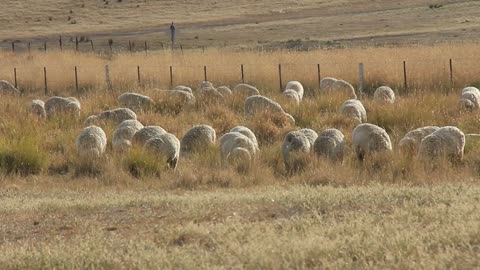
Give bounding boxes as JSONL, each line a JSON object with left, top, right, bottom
{"left": 2, "top": 27, "right": 480, "bottom": 269}
{"left": 1, "top": 0, "right": 480, "bottom": 50}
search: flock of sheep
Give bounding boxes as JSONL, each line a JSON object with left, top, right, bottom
{"left": 0, "top": 77, "right": 477, "bottom": 174}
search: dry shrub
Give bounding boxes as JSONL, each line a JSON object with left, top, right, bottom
{"left": 246, "top": 111, "right": 294, "bottom": 145}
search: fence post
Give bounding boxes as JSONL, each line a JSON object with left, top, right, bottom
{"left": 75, "top": 36, "right": 79, "bottom": 51}
{"left": 11, "top": 42, "right": 15, "bottom": 53}
{"left": 13, "top": 68, "right": 17, "bottom": 89}
{"left": 317, "top": 64, "right": 321, "bottom": 89}
{"left": 59, "top": 36, "right": 63, "bottom": 51}
{"left": 74, "top": 66, "right": 79, "bottom": 92}
{"left": 44, "top": 67, "right": 48, "bottom": 95}
{"left": 28, "top": 42, "right": 31, "bottom": 54}
{"left": 403, "top": 61, "right": 408, "bottom": 94}
{"left": 278, "top": 64, "right": 283, "bottom": 91}
{"left": 358, "top": 63, "right": 365, "bottom": 98}
{"left": 137, "top": 66, "right": 141, "bottom": 85}
{"left": 44, "top": 41, "right": 47, "bottom": 53}
{"left": 105, "top": 64, "right": 112, "bottom": 91}
{"left": 204, "top": 66, "right": 207, "bottom": 81}
{"left": 160, "top": 42, "right": 164, "bottom": 49}
{"left": 169, "top": 66, "right": 173, "bottom": 87}
{"left": 241, "top": 64, "right": 245, "bottom": 83}
{"left": 449, "top": 58, "right": 454, "bottom": 94}
{"left": 128, "top": 40, "right": 132, "bottom": 52}
{"left": 144, "top": 41, "right": 148, "bottom": 55}
{"left": 90, "top": 40, "right": 94, "bottom": 52}
{"left": 180, "top": 45, "right": 183, "bottom": 53}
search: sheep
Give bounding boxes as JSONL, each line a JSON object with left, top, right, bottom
{"left": 419, "top": 126, "right": 465, "bottom": 164}
{"left": 30, "top": 99, "right": 46, "bottom": 119}
{"left": 143, "top": 133, "right": 180, "bottom": 170}
{"left": 118, "top": 92, "right": 154, "bottom": 112}
{"left": 230, "top": 126, "right": 259, "bottom": 151}
{"left": 374, "top": 86, "right": 396, "bottom": 104}
{"left": 157, "top": 90, "right": 196, "bottom": 108}
{"left": 285, "top": 81, "right": 304, "bottom": 100}
{"left": 283, "top": 89, "right": 300, "bottom": 105}
{"left": 398, "top": 126, "right": 440, "bottom": 156}
{"left": 244, "top": 95, "right": 295, "bottom": 124}
{"left": 282, "top": 130, "right": 312, "bottom": 173}
{"left": 233, "top": 83, "right": 260, "bottom": 97}
{"left": 174, "top": 85, "right": 193, "bottom": 94}
{"left": 217, "top": 86, "right": 232, "bottom": 97}
{"left": 198, "top": 86, "right": 224, "bottom": 101}
{"left": 112, "top": 120, "right": 144, "bottom": 152}
{"left": 0, "top": 80, "right": 20, "bottom": 96}
{"left": 75, "top": 125, "right": 107, "bottom": 160}
{"left": 320, "top": 77, "right": 338, "bottom": 91}
{"left": 132, "top": 126, "right": 167, "bottom": 146}
{"left": 339, "top": 99, "right": 367, "bottom": 123}
{"left": 313, "top": 128, "right": 345, "bottom": 163}
{"left": 220, "top": 132, "right": 257, "bottom": 169}
{"left": 459, "top": 87, "right": 480, "bottom": 111}
{"left": 299, "top": 128, "right": 318, "bottom": 147}
{"left": 85, "top": 108, "right": 137, "bottom": 126}
{"left": 331, "top": 79, "right": 357, "bottom": 98}
{"left": 180, "top": 125, "right": 216, "bottom": 154}
{"left": 44, "top": 96, "right": 81, "bottom": 118}
{"left": 352, "top": 123, "right": 392, "bottom": 161}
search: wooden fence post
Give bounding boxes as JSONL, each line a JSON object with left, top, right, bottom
{"left": 278, "top": 64, "right": 283, "bottom": 91}
{"left": 169, "top": 66, "right": 173, "bottom": 87}
{"left": 59, "top": 36, "right": 63, "bottom": 51}
{"left": 144, "top": 41, "right": 148, "bottom": 55}
{"left": 317, "top": 64, "right": 321, "bottom": 89}
{"left": 74, "top": 66, "right": 79, "bottom": 92}
{"left": 204, "top": 66, "right": 207, "bottom": 81}
{"left": 403, "top": 61, "right": 408, "bottom": 94}
{"left": 105, "top": 64, "right": 112, "bottom": 91}
{"left": 358, "top": 63, "right": 365, "bottom": 98}
{"left": 128, "top": 40, "right": 132, "bottom": 52}
{"left": 13, "top": 68, "right": 17, "bottom": 89}
{"left": 137, "top": 66, "right": 141, "bottom": 85}
{"left": 44, "top": 41, "right": 47, "bottom": 53}
{"left": 75, "top": 36, "right": 79, "bottom": 51}
{"left": 44, "top": 67, "right": 48, "bottom": 95}
{"left": 11, "top": 42, "right": 15, "bottom": 53}
{"left": 90, "top": 40, "right": 94, "bottom": 52}
{"left": 28, "top": 42, "right": 31, "bottom": 54}
{"left": 241, "top": 64, "right": 245, "bottom": 83}
{"left": 449, "top": 58, "right": 454, "bottom": 94}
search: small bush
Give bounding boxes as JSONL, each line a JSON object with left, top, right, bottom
{"left": 124, "top": 148, "right": 166, "bottom": 178}
{"left": 0, "top": 139, "right": 47, "bottom": 176}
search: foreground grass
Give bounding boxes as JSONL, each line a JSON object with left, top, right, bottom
{"left": 0, "top": 182, "right": 479, "bottom": 269}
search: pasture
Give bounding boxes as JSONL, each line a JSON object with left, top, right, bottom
{"left": 1, "top": 42, "right": 480, "bottom": 269}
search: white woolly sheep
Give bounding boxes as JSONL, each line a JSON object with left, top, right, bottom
{"left": 299, "top": 128, "right": 318, "bottom": 147}
{"left": 244, "top": 95, "right": 295, "bottom": 124}
{"left": 174, "top": 85, "right": 193, "bottom": 94}
{"left": 282, "top": 130, "right": 312, "bottom": 172}
{"left": 331, "top": 79, "right": 357, "bottom": 99}
{"left": 352, "top": 123, "right": 392, "bottom": 161}
{"left": 230, "top": 126, "right": 259, "bottom": 151}
{"left": 132, "top": 126, "right": 167, "bottom": 146}
{"left": 419, "top": 126, "right": 465, "bottom": 163}
{"left": 459, "top": 87, "right": 480, "bottom": 111}
{"left": 374, "top": 86, "right": 396, "bottom": 104}
{"left": 398, "top": 126, "right": 439, "bottom": 156}
{"left": 285, "top": 81, "right": 304, "bottom": 100}
{"left": 339, "top": 99, "right": 367, "bottom": 123}
{"left": 220, "top": 132, "right": 257, "bottom": 169}
{"left": 283, "top": 89, "right": 300, "bottom": 105}
{"left": 320, "top": 77, "right": 337, "bottom": 91}
{"left": 118, "top": 92, "right": 154, "bottom": 112}
{"left": 233, "top": 83, "right": 260, "bottom": 97}
{"left": 313, "top": 128, "right": 345, "bottom": 163}
{"left": 85, "top": 108, "right": 137, "bottom": 126}
{"left": 158, "top": 90, "right": 196, "bottom": 107}
{"left": 180, "top": 125, "right": 216, "bottom": 154}
{"left": 112, "top": 120, "right": 144, "bottom": 152}
{"left": 30, "top": 99, "right": 46, "bottom": 119}
{"left": 45, "top": 96, "right": 81, "bottom": 118}
{"left": 217, "top": 86, "right": 232, "bottom": 97}
{"left": 144, "top": 133, "right": 180, "bottom": 170}
{"left": 75, "top": 125, "right": 107, "bottom": 160}
{"left": 0, "top": 80, "right": 20, "bottom": 96}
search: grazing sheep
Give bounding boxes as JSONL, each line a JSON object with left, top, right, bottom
{"left": 398, "top": 126, "right": 440, "bottom": 156}
{"left": 313, "top": 128, "right": 345, "bottom": 162}
{"left": 233, "top": 83, "right": 260, "bottom": 97}
{"left": 217, "top": 86, "right": 232, "bottom": 97}
{"left": 199, "top": 81, "right": 214, "bottom": 90}
{"left": 283, "top": 89, "right": 300, "bottom": 105}
{"left": 75, "top": 125, "right": 107, "bottom": 160}
{"left": 118, "top": 92, "right": 154, "bottom": 112}
{"left": 299, "top": 128, "right": 318, "bottom": 147}
{"left": 230, "top": 126, "right": 259, "bottom": 151}
{"left": 331, "top": 79, "right": 357, "bottom": 99}
{"left": 220, "top": 132, "right": 257, "bottom": 169}
{"left": 339, "top": 99, "right": 367, "bottom": 123}
{"left": 158, "top": 90, "right": 196, "bottom": 108}
{"left": 374, "top": 86, "right": 396, "bottom": 104}
{"left": 0, "top": 80, "right": 20, "bottom": 96}
{"left": 44, "top": 96, "right": 81, "bottom": 118}
{"left": 352, "top": 123, "right": 392, "bottom": 161}
{"left": 181, "top": 125, "right": 216, "bottom": 154}
{"left": 419, "top": 126, "right": 465, "bottom": 163}
{"left": 132, "top": 126, "right": 167, "bottom": 146}
{"left": 244, "top": 95, "right": 295, "bottom": 124}
{"left": 198, "top": 86, "right": 224, "bottom": 101}
{"left": 285, "top": 81, "right": 304, "bottom": 100}
{"left": 459, "top": 87, "right": 480, "bottom": 111}
{"left": 174, "top": 85, "right": 193, "bottom": 94}
{"left": 85, "top": 108, "right": 137, "bottom": 126}
{"left": 112, "top": 120, "right": 144, "bottom": 152}
{"left": 144, "top": 133, "right": 180, "bottom": 170}
{"left": 30, "top": 99, "right": 46, "bottom": 118}
{"left": 320, "top": 77, "right": 338, "bottom": 91}
{"left": 282, "top": 130, "right": 312, "bottom": 172}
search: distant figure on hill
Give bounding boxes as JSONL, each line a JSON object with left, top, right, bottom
{"left": 170, "top": 22, "right": 176, "bottom": 45}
